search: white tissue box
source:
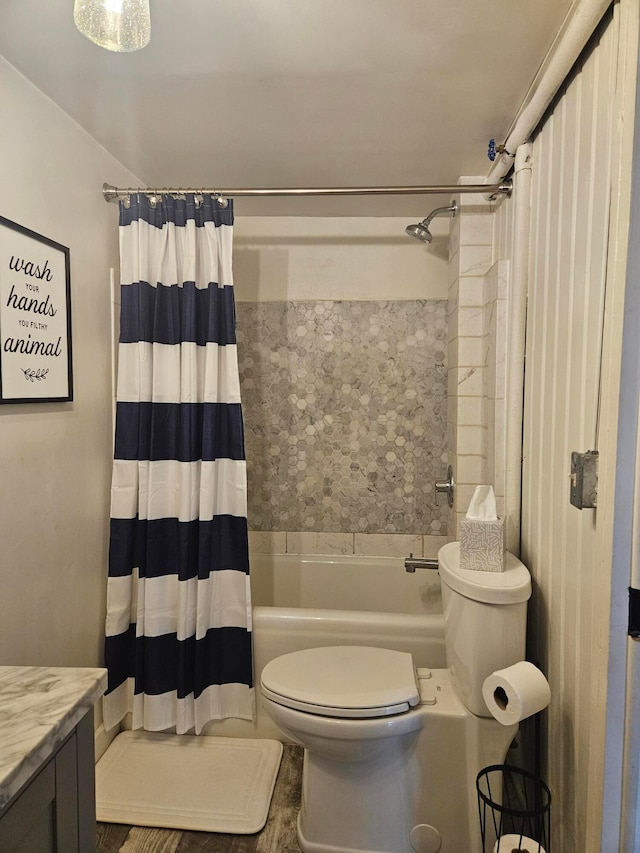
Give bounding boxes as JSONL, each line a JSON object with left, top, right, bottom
{"left": 459, "top": 518, "right": 505, "bottom": 571}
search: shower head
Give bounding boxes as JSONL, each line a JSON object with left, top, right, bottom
{"left": 405, "top": 200, "right": 457, "bottom": 244}
{"left": 405, "top": 221, "right": 433, "bottom": 243}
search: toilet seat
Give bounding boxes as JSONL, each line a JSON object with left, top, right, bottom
{"left": 260, "top": 645, "right": 419, "bottom": 718}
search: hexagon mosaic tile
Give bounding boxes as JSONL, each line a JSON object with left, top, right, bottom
{"left": 236, "top": 300, "right": 448, "bottom": 534}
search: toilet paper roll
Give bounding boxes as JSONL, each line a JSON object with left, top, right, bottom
{"left": 493, "top": 835, "right": 546, "bottom": 853}
{"left": 482, "top": 661, "right": 551, "bottom": 725}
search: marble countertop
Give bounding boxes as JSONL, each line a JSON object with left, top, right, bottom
{"left": 0, "top": 665, "right": 107, "bottom": 810}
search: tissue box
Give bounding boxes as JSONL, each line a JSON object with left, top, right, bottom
{"left": 459, "top": 517, "right": 505, "bottom": 572}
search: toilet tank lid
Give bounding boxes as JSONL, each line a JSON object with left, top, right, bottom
{"left": 438, "top": 542, "right": 531, "bottom": 604}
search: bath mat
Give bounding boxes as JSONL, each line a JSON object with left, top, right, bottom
{"left": 95, "top": 731, "right": 283, "bottom": 834}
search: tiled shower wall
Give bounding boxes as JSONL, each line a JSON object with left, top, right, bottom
{"left": 236, "top": 299, "right": 449, "bottom": 549}
{"left": 446, "top": 187, "right": 498, "bottom": 537}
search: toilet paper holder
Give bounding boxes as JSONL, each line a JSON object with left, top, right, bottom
{"left": 476, "top": 764, "right": 551, "bottom": 853}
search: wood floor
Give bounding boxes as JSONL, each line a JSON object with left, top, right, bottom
{"left": 96, "top": 744, "right": 303, "bottom": 853}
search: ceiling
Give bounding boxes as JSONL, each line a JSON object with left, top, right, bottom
{"left": 0, "top": 0, "right": 573, "bottom": 216}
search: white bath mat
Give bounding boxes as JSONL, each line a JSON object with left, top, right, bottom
{"left": 96, "top": 731, "right": 283, "bottom": 834}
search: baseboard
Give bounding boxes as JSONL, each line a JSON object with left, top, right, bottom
{"left": 95, "top": 721, "right": 120, "bottom": 763}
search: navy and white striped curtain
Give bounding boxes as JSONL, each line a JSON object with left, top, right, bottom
{"left": 103, "top": 194, "right": 253, "bottom": 735}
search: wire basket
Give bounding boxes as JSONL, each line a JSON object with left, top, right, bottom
{"left": 476, "top": 764, "right": 551, "bottom": 853}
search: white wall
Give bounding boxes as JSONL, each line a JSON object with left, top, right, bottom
{"left": 492, "top": 3, "right": 638, "bottom": 849}
{"left": 233, "top": 215, "right": 448, "bottom": 302}
{"left": 0, "top": 56, "right": 140, "bottom": 668}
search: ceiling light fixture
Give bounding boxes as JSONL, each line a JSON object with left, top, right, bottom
{"left": 74, "top": 0, "right": 151, "bottom": 52}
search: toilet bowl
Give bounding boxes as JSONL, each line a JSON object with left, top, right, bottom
{"left": 261, "top": 645, "right": 424, "bottom": 762}
{"left": 260, "top": 542, "right": 532, "bottom": 853}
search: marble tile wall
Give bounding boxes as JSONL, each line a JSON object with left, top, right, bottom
{"left": 236, "top": 300, "right": 448, "bottom": 539}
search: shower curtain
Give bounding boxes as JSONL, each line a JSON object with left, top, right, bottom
{"left": 103, "top": 193, "right": 253, "bottom": 735}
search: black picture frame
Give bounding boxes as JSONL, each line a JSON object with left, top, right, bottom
{"left": 0, "top": 215, "right": 73, "bottom": 403}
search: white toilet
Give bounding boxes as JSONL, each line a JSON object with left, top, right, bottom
{"left": 260, "top": 542, "right": 532, "bottom": 853}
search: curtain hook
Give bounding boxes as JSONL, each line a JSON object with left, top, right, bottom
{"left": 194, "top": 193, "right": 203, "bottom": 209}
{"left": 122, "top": 194, "right": 131, "bottom": 209}
{"left": 216, "top": 195, "right": 229, "bottom": 209}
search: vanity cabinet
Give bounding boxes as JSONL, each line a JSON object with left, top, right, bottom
{"left": 0, "top": 666, "right": 107, "bottom": 853}
{"left": 0, "top": 710, "right": 96, "bottom": 853}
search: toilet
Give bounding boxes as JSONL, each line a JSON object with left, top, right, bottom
{"left": 260, "top": 542, "right": 532, "bottom": 853}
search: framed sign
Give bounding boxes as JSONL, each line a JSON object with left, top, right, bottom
{"left": 0, "top": 215, "right": 72, "bottom": 403}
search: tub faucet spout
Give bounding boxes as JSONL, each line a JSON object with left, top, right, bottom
{"left": 404, "top": 554, "right": 439, "bottom": 573}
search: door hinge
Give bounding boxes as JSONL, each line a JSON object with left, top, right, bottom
{"left": 629, "top": 587, "right": 640, "bottom": 639}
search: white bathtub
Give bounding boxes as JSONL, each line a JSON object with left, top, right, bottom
{"left": 202, "top": 552, "right": 446, "bottom": 740}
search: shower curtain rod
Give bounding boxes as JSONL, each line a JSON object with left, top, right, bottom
{"left": 102, "top": 180, "right": 512, "bottom": 203}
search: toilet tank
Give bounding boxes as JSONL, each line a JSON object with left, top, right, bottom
{"left": 437, "top": 542, "right": 532, "bottom": 717}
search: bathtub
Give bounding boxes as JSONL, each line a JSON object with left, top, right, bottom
{"left": 202, "top": 552, "right": 447, "bottom": 741}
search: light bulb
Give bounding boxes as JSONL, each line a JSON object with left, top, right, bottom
{"left": 74, "top": 0, "right": 150, "bottom": 52}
